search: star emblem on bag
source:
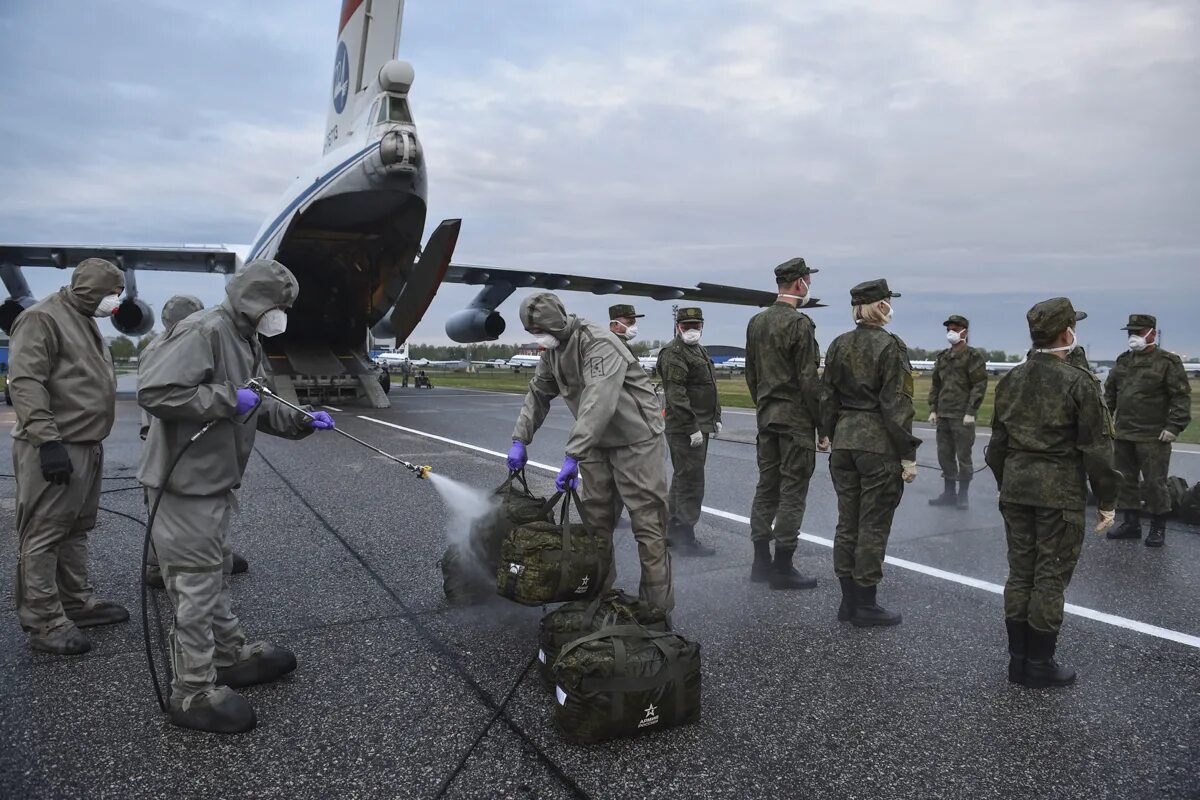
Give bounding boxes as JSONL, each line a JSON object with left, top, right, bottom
{"left": 643, "top": 704, "right": 657, "bottom": 719}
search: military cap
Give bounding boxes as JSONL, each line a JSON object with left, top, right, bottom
{"left": 608, "top": 303, "right": 644, "bottom": 320}
{"left": 774, "top": 257, "right": 818, "bottom": 284}
{"left": 676, "top": 307, "right": 704, "bottom": 323}
{"left": 849, "top": 278, "right": 900, "bottom": 306}
{"left": 943, "top": 314, "right": 969, "bottom": 328}
{"left": 1121, "top": 313, "right": 1157, "bottom": 331}
{"left": 1027, "top": 297, "right": 1087, "bottom": 342}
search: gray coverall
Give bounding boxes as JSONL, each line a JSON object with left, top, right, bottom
{"left": 138, "top": 260, "right": 312, "bottom": 704}
{"left": 511, "top": 293, "right": 674, "bottom": 612}
{"left": 8, "top": 259, "right": 124, "bottom": 640}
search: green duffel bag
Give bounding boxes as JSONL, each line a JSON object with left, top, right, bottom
{"left": 551, "top": 625, "right": 701, "bottom": 744}
{"left": 497, "top": 490, "right": 608, "bottom": 606}
{"left": 1166, "top": 476, "right": 1189, "bottom": 516}
{"left": 441, "top": 470, "right": 552, "bottom": 606}
{"left": 537, "top": 590, "right": 670, "bottom": 684}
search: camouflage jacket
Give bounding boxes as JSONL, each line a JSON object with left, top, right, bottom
{"left": 821, "top": 325, "right": 920, "bottom": 461}
{"left": 744, "top": 303, "right": 826, "bottom": 442}
{"left": 985, "top": 353, "right": 1119, "bottom": 511}
{"left": 928, "top": 346, "right": 988, "bottom": 417}
{"left": 1103, "top": 348, "right": 1192, "bottom": 442}
{"left": 657, "top": 338, "right": 721, "bottom": 434}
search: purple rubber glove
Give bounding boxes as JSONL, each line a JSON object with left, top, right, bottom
{"left": 507, "top": 440, "right": 527, "bottom": 471}
{"left": 307, "top": 411, "right": 335, "bottom": 430}
{"left": 235, "top": 388, "right": 260, "bottom": 415}
{"left": 556, "top": 455, "right": 580, "bottom": 492}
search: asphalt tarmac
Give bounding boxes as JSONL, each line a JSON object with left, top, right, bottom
{"left": 2, "top": 387, "right": 1199, "bottom": 799}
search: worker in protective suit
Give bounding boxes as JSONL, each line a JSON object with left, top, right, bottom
{"left": 507, "top": 293, "right": 674, "bottom": 613}
{"left": 138, "top": 296, "right": 251, "bottom": 588}
{"left": 138, "top": 259, "right": 336, "bottom": 733}
{"left": 822, "top": 279, "right": 920, "bottom": 627}
{"left": 9, "top": 258, "right": 130, "bottom": 655}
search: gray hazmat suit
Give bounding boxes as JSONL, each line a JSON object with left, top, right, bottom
{"left": 138, "top": 260, "right": 313, "bottom": 705}
{"left": 511, "top": 293, "right": 674, "bottom": 612}
{"left": 9, "top": 258, "right": 125, "bottom": 643}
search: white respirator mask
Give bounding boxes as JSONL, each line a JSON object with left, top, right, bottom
{"left": 946, "top": 330, "right": 964, "bottom": 345}
{"left": 1037, "top": 327, "right": 1077, "bottom": 354}
{"left": 611, "top": 321, "right": 638, "bottom": 342}
{"left": 256, "top": 308, "right": 288, "bottom": 338}
{"left": 94, "top": 294, "right": 121, "bottom": 318}
{"left": 680, "top": 329, "right": 702, "bottom": 345}
{"left": 536, "top": 334, "right": 560, "bottom": 350}
{"left": 880, "top": 301, "right": 894, "bottom": 325}
{"left": 1128, "top": 334, "right": 1149, "bottom": 352}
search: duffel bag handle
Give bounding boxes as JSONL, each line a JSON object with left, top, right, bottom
{"left": 504, "top": 468, "right": 536, "bottom": 498}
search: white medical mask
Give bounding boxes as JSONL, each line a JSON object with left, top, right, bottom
{"left": 1128, "top": 334, "right": 1149, "bottom": 352}
{"left": 779, "top": 294, "right": 814, "bottom": 308}
{"left": 1037, "top": 327, "right": 1077, "bottom": 354}
{"left": 256, "top": 308, "right": 288, "bottom": 337}
{"left": 880, "top": 301, "right": 894, "bottom": 325}
{"left": 611, "top": 321, "right": 638, "bottom": 341}
{"left": 681, "top": 329, "right": 702, "bottom": 345}
{"left": 946, "top": 330, "right": 964, "bottom": 345}
{"left": 94, "top": 294, "right": 121, "bottom": 317}
{"left": 536, "top": 334, "right": 560, "bottom": 350}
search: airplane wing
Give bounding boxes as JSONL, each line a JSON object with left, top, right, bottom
{"left": 445, "top": 263, "right": 824, "bottom": 309}
{"left": 0, "top": 244, "right": 241, "bottom": 274}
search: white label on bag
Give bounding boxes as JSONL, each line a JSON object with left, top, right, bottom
{"left": 538, "top": 649, "right": 547, "bottom": 664}
{"left": 555, "top": 686, "right": 567, "bottom": 706}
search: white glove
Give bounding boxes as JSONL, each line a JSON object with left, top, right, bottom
{"left": 963, "top": 414, "right": 976, "bottom": 427}
{"left": 901, "top": 460, "right": 918, "bottom": 483}
{"left": 715, "top": 422, "right": 723, "bottom": 436}
{"left": 1095, "top": 508, "right": 1116, "bottom": 534}
{"left": 928, "top": 412, "right": 938, "bottom": 425}
{"left": 818, "top": 436, "right": 831, "bottom": 452}
{"left": 689, "top": 431, "right": 704, "bottom": 448}
{"left": 1159, "top": 430, "right": 1178, "bottom": 443}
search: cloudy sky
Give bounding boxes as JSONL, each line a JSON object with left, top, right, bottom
{"left": 1, "top": 0, "right": 1197, "bottom": 358}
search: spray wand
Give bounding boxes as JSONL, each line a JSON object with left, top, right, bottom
{"left": 246, "top": 378, "right": 432, "bottom": 479}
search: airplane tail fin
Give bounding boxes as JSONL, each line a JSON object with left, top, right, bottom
{"left": 324, "top": 0, "right": 407, "bottom": 154}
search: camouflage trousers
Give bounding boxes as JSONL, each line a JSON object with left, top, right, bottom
{"left": 1115, "top": 439, "right": 1172, "bottom": 516}
{"left": 1000, "top": 502, "right": 1084, "bottom": 634}
{"left": 12, "top": 439, "right": 103, "bottom": 636}
{"left": 666, "top": 432, "right": 709, "bottom": 528}
{"left": 829, "top": 449, "right": 904, "bottom": 587}
{"left": 750, "top": 427, "right": 816, "bottom": 547}
{"left": 935, "top": 415, "right": 976, "bottom": 481}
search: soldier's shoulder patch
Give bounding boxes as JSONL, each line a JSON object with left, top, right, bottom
{"left": 902, "top": 369, "right": 915, "bottom": 398}
{"left": 587, "top": 355, "right": 609, "bottom": 379}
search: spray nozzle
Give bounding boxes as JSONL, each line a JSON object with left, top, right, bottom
{"left": 415, "top": 465, "right": 433, "bottom": 480}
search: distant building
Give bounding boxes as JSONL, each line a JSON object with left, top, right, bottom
{"left": 516, "top": 342, "right": 542, "bottom": 356}
{"left": 705, "top": 345, "right": 746, "bottom": 364}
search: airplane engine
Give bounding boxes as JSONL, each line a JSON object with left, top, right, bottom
{"left": 445, "top": 308, "right": 505, "bottom": 343}
{"left": 112, "top": 298, "right": 154, "bottom": 336}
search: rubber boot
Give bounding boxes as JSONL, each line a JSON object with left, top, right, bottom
{"left": 850, "top": 584, "right": 902, "bottom": 627}
{"left": 671, "top": 523, "right": 717, "bottom": 557}
{"left": 956, "top": 481, "right": 970, "bottom": 510}
{"left": 1144, "top": 515, "right": 1166, "bottom": 548}
{"left": 1022, "top": 626, "right": 1076, "bottom": 688}
{"left": 837, "top": 576, "right": 857, "bottom": 622}
{"left": 1005, "top": 619, "right": 1026, "bottom": 684}
{"left": 1106, "top": 509, "right": 1142, "bottom": 540}
{"left": 231, "top": 551, "right": 249, "bottom": 574}
{"left": 750, "top": 541, "right": 772, "bottom": 583}
{"left": 768, "top": 546, "right": 817, "bottom": 591}
{"left": 65, "top": 599, "right": 130, "bottom": 628}
{"left": 169, "top": 686, "right": 256, "bottom": 734}
{"left": 928, "top": 479, "right": 957, "bottom": 507}
{"left": 216, "top": 641, "right": 298, "bottom": 689}
{"left": 28, "top": 624, "right": 91, "bottom": 656}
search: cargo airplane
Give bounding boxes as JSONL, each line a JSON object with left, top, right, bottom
{"left": 0, "top": 0, "right": 785, "bottom": 408}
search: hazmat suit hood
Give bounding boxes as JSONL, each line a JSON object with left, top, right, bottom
{"left": 65, "top": 258, "right": 125, "bottom": 315}
{"left": 222, "top": 259, "right": 298, "bottom": 337}
{"left": 160, "top": 295, "right": 204, "bottom": 332}
{"left": 519, "top": 292, "right": 575, "bottom": 341}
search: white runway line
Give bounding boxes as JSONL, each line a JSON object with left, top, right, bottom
{"left": 321, "top": 405, "right": 343, "bottom": 412}
{"left": 359, "top": 415, "right": 1200, "bottom": 651}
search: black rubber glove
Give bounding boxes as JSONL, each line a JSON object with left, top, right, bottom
{"left": 39, "top": 441, "right": 73, "bottom": 486}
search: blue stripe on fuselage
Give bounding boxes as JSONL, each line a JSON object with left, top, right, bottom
{"left": 248, "top": 141, "right": 380, "bottom": 261}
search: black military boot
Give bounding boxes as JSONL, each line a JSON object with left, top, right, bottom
{"left": 671, "top": 523, "right": 717, "bottom": 557}
{"left": 837, "top": 576, "right": 857, "bottom": 622}
{"left": 768, "top": 546, "right": 817, "bottom": 591}
{"left": 231, "top": 551, "right": 249, "bottom": 574}
{"left": 1005, "top": 618, "right": 1026, "bottom": 684}
{"left": 1106, "top": 509, "right": 1142, "bottom": 540}
{"left": 1022, "top": 626, "right": 1076, "bottom": 688}
{"left": 216, "top": 641, "right": 298, "bottom": 688}
{"left": 928, "top": 479, "right": 957, "bottom": 506}
{"left": 169, "top": 686, "right": 256, "bottom": 734}
{"left": 750, "top": 541, "right": 772, "bottom": 583}
{"left": 850, "top": 584, "right": 902, "bottom": 627}
{"left": 956, "top": 481, "right": 970, "bottom": 510}
{"left": 1144, "top": 515, "right": 1166, "bottom": 548}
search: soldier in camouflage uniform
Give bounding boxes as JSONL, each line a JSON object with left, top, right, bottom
{"left": 745, "top": 258, "right": 828, "bottom": 590}
{"left": 822, "top": 279, "right": 920, "bottom": 626}
{"left": 608, "top": 303, "right": 643, "bottom": 354}
{"left": 657, "top": 307, "right": 719, "bottom": 557}
{"left": 927, "top": 315, "right": 988, "bottom": 509}
{"left": 1103, "top": 314, "right": 1192, "bottom": 547}
{"left": 986, "top": 298, "right": 1120, "bottom": 689}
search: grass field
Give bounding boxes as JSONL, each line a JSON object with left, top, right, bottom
{"left": 419, "top": 369, "right": 1200, "bottom": 444}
